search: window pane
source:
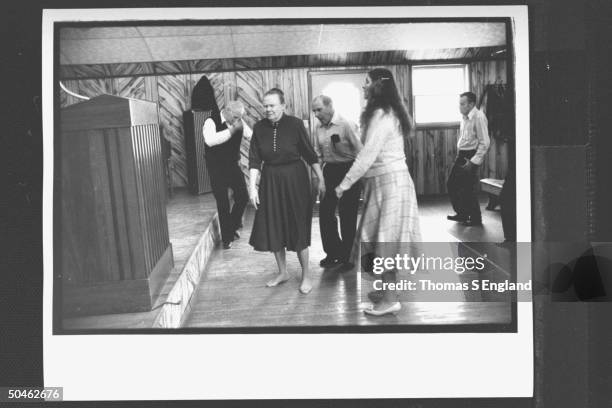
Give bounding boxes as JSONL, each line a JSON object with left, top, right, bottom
{"left": 414, "top": 95, "right": 462, "bottom": 124}
{"left": 412, "top": 65, "right": 468, "bottom": 124}
{"left": 412, "top": 66, "right": 466, "bottom": 95}
{"left": 321, "top": 81, "right": 362, "bottom": 127}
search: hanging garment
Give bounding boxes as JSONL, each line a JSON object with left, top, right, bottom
{"left": 482, "top": 84, "right": 515, "bottom": 143}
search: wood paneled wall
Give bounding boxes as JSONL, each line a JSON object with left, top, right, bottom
{"left": 59, "top": 47, "right": 506, "bottom": 80}
{"left": 60, "top": 59, "right": 507, "bottom": 194}
{"left": 470, "top": 60, "right": 509, "bottom": 180}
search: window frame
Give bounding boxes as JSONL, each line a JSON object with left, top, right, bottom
{"left": 411, "top": 63, "right": 470, "bottom": 129}
{"left": 307, "top": 69, "right": 369, "bottom": 134}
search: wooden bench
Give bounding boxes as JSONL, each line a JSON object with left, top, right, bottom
{"left": 480, "top": 178, "right": 504, "bottom": 210}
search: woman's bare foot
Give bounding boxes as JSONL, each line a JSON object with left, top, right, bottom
{"left": 266, "top": 273, "right": 290, "bottom": 287}
{"left": 299, "top": 278, "right": 312, "bottom": 294}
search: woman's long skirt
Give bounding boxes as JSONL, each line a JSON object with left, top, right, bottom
{"left": 352, "top": 166, "right": 422, "bottom": 273}
{"left": 249, "top": 161, "right": 313, "bottom": 252}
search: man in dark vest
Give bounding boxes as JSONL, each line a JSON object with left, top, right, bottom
{"left": 202, "top": 100, "right": 251, "bottom": 249}
{"left": 199, "top": 94, "right": 250, "bottom": 249}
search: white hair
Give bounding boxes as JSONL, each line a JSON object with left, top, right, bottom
{"left": 225, "top": 100, "right": 245, "bottom": 117}
{"left": 312, "top": 94, "right": 333, "bottom": 107}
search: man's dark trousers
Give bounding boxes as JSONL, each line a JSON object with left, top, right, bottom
{"left": 500, "top": 167, "right": 516, "bottom": 240}
{"left": 208, "top": 162, "right": 248, "bottom": 245}
{"left": 320, "top": 162, "right": 361, "bottom": 262}
{"left": 446, "top": 149, "right": 482, "bottom": 222}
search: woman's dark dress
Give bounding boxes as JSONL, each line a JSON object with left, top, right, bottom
{"left": 249, "top": 114, "right": 318, "bottom": 252}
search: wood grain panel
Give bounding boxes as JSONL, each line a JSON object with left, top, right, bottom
{"left": 284, "top": 68, "right": 310, "bottom": 120}
{"left": 111, "top": 62, "right": 154, "bottom": 77}
{"left": 190, "top": 59, "right": 224, "bottom": 73}
{"left": 58, "top": 59, "right": 508, "bottom": 189}
{"left": 61, "top": 129, "right": 104, "bottom": 283}
{"left": 101, "top": 129, "right": 131, "bottom": 281}
{"left": 183, "top": 110, "right": 213, "bottom": 194}
{"left": 60, "top": 80, "right": 83, "bottom": 108}
{"left": 85, "top": 131, "right": 121, "bottom": 282}
{"left": 234, "top": 70, "right": 266, "bottom": 173}
{"left": 413, "top": 130, "right": 425, "bottom": 194}
{"left": 131, "top": 124, "right": 170, "bottom": 276}
{"left": 444, "top": 128, "right": 459, "bottom": 182}
{"left": 413, "top": 127, "right": 461, "bottom": 195}
{"left": 471, "top": 59, "right": 507, "bottom": 98}
{"left": 144, "top": 75, "right": 159, "bottom": 102}
{"left": 210, "top": 72, "right": 227, "bottom": 111}
{"left": 60, "top": 66, "right": 79, "bottom": 81}
{"left": 61, "top": 128, "right": 143, "bottom": 284}
{"left": 76, "top": 77, "right": 116, "bottom": 100}
{"left": 470, "top": 59, "right": 509, "bottom": 180}
{"left": 60, "top": 86, "right": 68, "bottom": 108}
{"left": 114, "top": 76, "right": 146, "bottom": 100}
{"left": 60, "top": 96, "right": 173, "bottom": 316}
{"left": 157, "top": 74, "right": 191, "bottom": 186}
{"left": 60, "top": 95, "right": 157, "bottom": 132}
{"left": 62, "top": 278, "right": 153, "bottom": 317}
{"left": 234, "top": 70, "right": 266, "bottom": 125}
{"left": 61, "top": 64, "right": 113, "bottom": 79}
{"left": 394, "top": 64, "right": 413, "bottom": 114}
{"left": 425, "top": 129, "right": 438, "bottom": 195}
{"left": 411, "top": 125, "right": 508, "bottom": 195}
{"left": 154, "top": 60, "right": 193, "bottom": 75}
{"left": 221, "top": 71, "right": 237, "bottom": 108}
{"left": 111, "top": 128, "right": 147, "bottom": 280}
{"left": 184, "top": 205, "right": 511, "bottom": 328}
{"left": 59, "top": 46, "right": 506, "bottom": 80}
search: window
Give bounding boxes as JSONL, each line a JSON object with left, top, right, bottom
{"left": 319, "top": 81, "right": 362, "bottom": 127}
{"left": 412, "top": 64, "right": 469, "bottom": 125}
{"left": 309, "top": 70, "right": 368, "bottom": 130}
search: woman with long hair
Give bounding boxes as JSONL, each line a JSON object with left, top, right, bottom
{"left": 335, "top": 68, "right": 422, "bottom": 316}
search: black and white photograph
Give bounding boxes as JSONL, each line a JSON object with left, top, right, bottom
{"left": 54, "top": 14, "right": 523, "bottom": 333}
{"left": 36, "top": 6, "right": 536, "bottom": 400}
{"left": 3, "top": 0, "right": 612, "bottom": 405}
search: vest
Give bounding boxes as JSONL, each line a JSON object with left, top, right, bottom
{"left": 204, "top": 123, "right": 243, "bottom": 167}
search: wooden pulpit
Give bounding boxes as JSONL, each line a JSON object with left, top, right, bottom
{"left": 59, "top": 95, "right": 174, "bottom": 317}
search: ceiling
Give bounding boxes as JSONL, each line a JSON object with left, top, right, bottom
{"left": 59, "top": 22, "right": 507, "bottom": 65}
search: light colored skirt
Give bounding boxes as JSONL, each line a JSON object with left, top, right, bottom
{"left": 351, "top": 166, "right": 422, "bottom": 271}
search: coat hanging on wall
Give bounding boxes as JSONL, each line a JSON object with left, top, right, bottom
{"left": 479, "top": 82, "right": 515, "bottom": 143}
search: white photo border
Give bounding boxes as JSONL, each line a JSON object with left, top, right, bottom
{"left": 43, "top": 6, "right": 532, "bottom": 400}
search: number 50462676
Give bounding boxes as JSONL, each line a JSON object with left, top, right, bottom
{"left": 3, "top": 387, "right": 62, "bottom": 401}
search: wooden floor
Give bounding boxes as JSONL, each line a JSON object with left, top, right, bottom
{"left": 184, "top": 194, "right": 512, "bottom": 329}
{"left": 418, "top": 194, "right": 505, "bottom": 243}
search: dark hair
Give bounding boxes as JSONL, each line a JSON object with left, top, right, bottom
{"left": 460, "top": 91, "right": 477, "bottom": 105}
{"left": 361, "top": 68, "right": 412, "bottom": 139}
{"left": 264, "top": 88, "right": 285, "bottom": 104}
{"left": 191, "top": 75, "right": 222, "bottom": 128}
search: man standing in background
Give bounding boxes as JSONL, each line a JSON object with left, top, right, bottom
{"left": 446, "top": 91, "right": 491, "bottom": 226}
{"left": 312, "top": 95, "right": 363, "bottom": 268}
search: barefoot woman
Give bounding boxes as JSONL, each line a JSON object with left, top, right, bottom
{"left": 248, "top": 88, "right": 325, "bottom": 294}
